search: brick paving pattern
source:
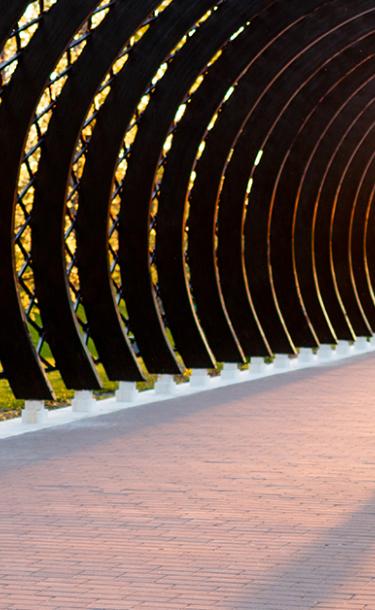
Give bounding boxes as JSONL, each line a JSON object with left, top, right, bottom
{"left": 0, "top": 355, "right": 375, "bottom": 609}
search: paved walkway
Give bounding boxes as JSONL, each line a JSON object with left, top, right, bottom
{"left": 0, "top": 355, "right": 375, "bottom": 610}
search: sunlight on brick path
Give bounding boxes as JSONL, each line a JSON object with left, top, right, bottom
{"left": 0, "top": 355, "right": 375, "bottom": 610}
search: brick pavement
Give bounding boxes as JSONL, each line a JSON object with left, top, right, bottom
{"left": 0, "top": 355, "right": 375, "bottom": 610}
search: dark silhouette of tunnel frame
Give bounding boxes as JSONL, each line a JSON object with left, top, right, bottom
{"left": 0, "top": 0, "right": 373, "bottom": 400}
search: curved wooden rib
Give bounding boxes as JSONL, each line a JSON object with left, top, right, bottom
{"left": 77, "top": 0, "right": 217, "bottom": 377}
{"left": 291, "top": 72, "right": 374, "bottom": 344}
{"left": 0, "top": 0, "right": 373, "bottom": 400}
{"left": 265, "top": 44, "right": 375, "bottom": 346}
{"left": 0, "top": 0, "right": 103, "bottom": 399}
{"left": 365, "top": 188, "right": 375, "bottom": 300}
{"left": 32, "top": 0, "right": 161, "bottom": 389}
{"left": 155, "top": 0, "right": 317, "bottom": 362}
{"left": 217, "top": 1, "right": 374, "bottom": 353}
{"left": 349, "top": 154, "right": 375, "bottom": 327}
{"left": 184, "top": 0, "right": 370, "bottom": 358}
{"left": 330, "top": 123, "right": 374, "bottom": 336}
{"left": 0, "top": 1, "right": 28, "bottom": 47}
{"left": 119, "top": 0, "right": 273, "bottom": 369}
{"left": 312, "top": 100, "right": 375, "bottom": 340}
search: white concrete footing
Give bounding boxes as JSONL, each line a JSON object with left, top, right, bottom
{"left": 354, "top": 337, "right": 371, "bottom": 353}
{"left": 273, "top": 354, "right": 292, "bottom": 370}
{"left": 317, "top": 344, "right": 335, "bottom": 361}
{"left": 72, "top": 391, "right": 96, "bottom": 413}
{"left": 335, "top": 340, "right": 354, "bottom": 357}
{"left": 2, "top": 335, "right": 374, "bottom": 440}
{"left": 249, "top": 357, "right": 267, "bottom": 376}
{"left": 116, "top": 382, "right": 139, "bottom": 404}
{"left": 189, "top": 369, "right": 212, "bottom": 389}
{"left": 299, "top": 348, "right": 318, "bottom": 365}
{"left": 21, "top": 401, "right": 48, "bottom": 425}
{"left": 154, "top": 375, "right": 178, "bottom": 396}
{"left": 220, "top": 363, "right": 242, "bottom": 382}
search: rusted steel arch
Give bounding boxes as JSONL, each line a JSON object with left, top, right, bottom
{"left": 330, "top": 123, "right": 375, "bottom": 336}
{"left": 260, "top": 43, "right": 375, "bottom": 346}
{"left": 349, "top": 154, "right": 375, "bottom": 327}
{"left": 155, "top": 0, "right": 321, "bottom": 362}
{"left": 160, "top": 0, "right": 368, "bottom": 361}
{"left": 217, "top": 2, "right": 374, "bottom": 354}
{"left": 76, "top": 0, "right": 217, "bottom": 377}
{"left": 0, "top": 0, "right": 105, "bottom": 399}
{"left": 312, "top": 101, "right": 375, "bottom": 339}
{"left": 119, "top": 0, "right": 275, "bottom": 370}
{"left": 32, "top": 0, "right": 162, "bottom": 389}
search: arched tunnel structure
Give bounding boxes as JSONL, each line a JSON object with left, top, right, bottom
{"left": 0, "top": 0, "right": 373, "bottom": 401}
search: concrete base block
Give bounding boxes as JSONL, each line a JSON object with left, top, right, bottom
{"left": 154, "top": 375, "right": 178, "bottom": 395}
{"left": 273, "top": 354, "right": 292, "bottom": 370}
{"left": 298, "top": 348, "right": 318, "bottom": 365}
{"left": 116, "top": 382, "right": 139, "bottom": 403}
{"left": 220, "top": 363, "right": 242, "bottom": 382}
{"left": 72, "top": 391, "right": 96, "bottom": 413}
{"left": 317, "top": 344, "right": 335, "bottom": 361}
{"left": 22, "top": 401, "right": 48, "bottom": 425}
{"left": 354, "top": 337, "right": 370, "bottom": 352}
{"left": 189, "top": 369, "right": 212, "bottom": 389}
{"left": 336, "top": 340, "right": 353, "bottom": 357}
{"left": 249, "top": 357, "right": 267, "bottom": 376}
